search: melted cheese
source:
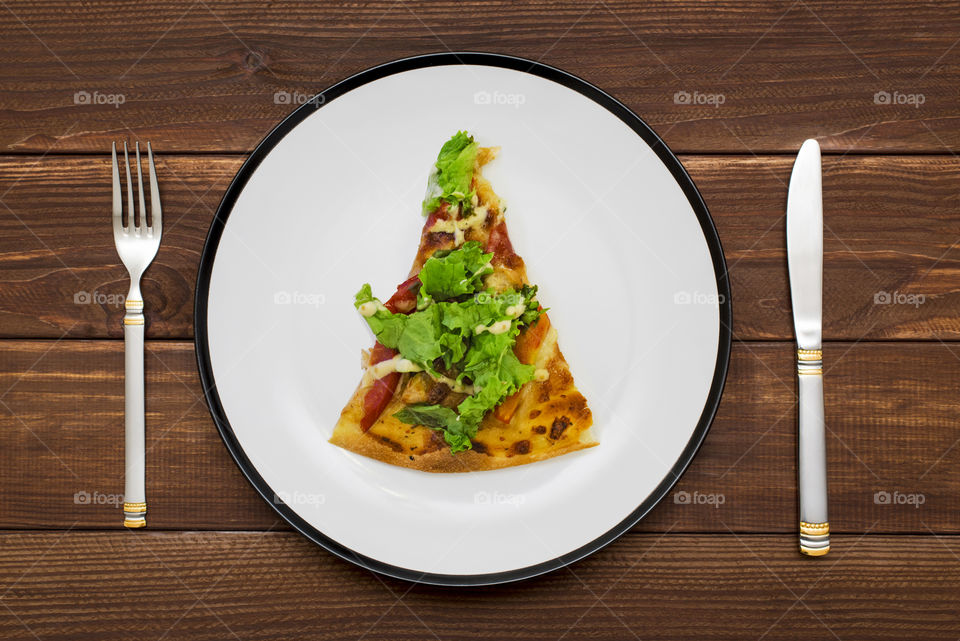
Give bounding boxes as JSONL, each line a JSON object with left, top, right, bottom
{"left": 534, "top": 368, "right": 550, "bottom": 382}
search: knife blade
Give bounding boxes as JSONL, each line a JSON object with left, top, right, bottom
{"left": 786, "top": 138, "right": 829, "bottom": 557}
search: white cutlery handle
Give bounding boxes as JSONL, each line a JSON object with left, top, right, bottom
{"left": 797, "top": 349, "right": 828, "bottom": 555}
{"left": 123, "top": 297, "right": 147, "bottom": 528}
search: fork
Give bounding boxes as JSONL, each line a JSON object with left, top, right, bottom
{"left": 112, "top": 141, "right": 162, "bottom": 529}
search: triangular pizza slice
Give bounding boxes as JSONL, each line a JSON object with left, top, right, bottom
{"left": 330, "top": 132, "right": 595, "bottom": 472}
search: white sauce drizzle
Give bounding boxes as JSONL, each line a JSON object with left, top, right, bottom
{"left": 362, "top": 355, "right": 422, "bottom": 386}
{"left": 357, "top": 301, "right": 384, "bottom": 318}
{"left": 534, "top": 368, "right": 550, "bottom": 382}
{"left": 432, "top": 374, "right": 475, "bottom": 395}
{"left": 427, "top": 206, "right": 489, "bottom": 247}
{"left": 505, "top": 303, "right": 525, "bottom": 318}
{"left": 474, "top": 319, "right": 512, "bottom": 336}
{"left": 362, "top": 355, "right": 476, "bottom": 395}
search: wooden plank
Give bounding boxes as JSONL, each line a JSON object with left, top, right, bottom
{"left": 2, "top": 154, "right": 959, "bottom": 340}
{"left": 699, "top": 155, "right": 960, "bottom": 340}
{"left": 1, "top": 340, "right": 958, "bottom": 533}
{"left": 0, "top": 340, "right": 278, "bottom": 531}
{"left": 0, "top": 531, "right": 958, "bottom": 640}
{"left": 0, "top": 155, "right": 223, "bottom": 340}
{"left": 0, "top": 1, "right": 959, "bottom": 153}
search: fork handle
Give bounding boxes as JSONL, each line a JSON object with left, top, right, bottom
{"left": 797, "top": 349, "right": 828, "bottom": 556}
{"left": 123, "top": 298, "right": 147, "bottom": 528}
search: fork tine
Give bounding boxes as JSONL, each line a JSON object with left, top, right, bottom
{"left": 123, "top": 142, "right": 134, "bottom": 231}
{"left": 146, "top": 142, "right": 161, "bottom": 235}
{"left": 135, "top": 142, "right": 147, "bottom": 233}
{"left": 111, "top": 142, "right": 123, "bottom": 235}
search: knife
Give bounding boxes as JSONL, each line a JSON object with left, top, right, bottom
{"left": 786, "top": 138, "right": 829, "bottom": 556}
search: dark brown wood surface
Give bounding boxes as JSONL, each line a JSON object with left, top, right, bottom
{"left": 2, "top": 1, "right": 960, "bottom": 154}
{"left": 2, "top": 0, "right": 960, "bottom": 638}
{"left": 2, "top": 340, "right": 959, "bottom": 534}
{"left": 3, "top": 155, "right": 959, "bottom": 341}
{"left": 1, "top": 532, "right": 959, "bottom": 641}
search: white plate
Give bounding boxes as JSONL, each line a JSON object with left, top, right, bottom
{"left": 196, "top": 53, "right": 731, "bottom": 585}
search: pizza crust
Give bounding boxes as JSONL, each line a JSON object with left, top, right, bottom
{"left": 328, "top": 142, "right": 595, "bottom": 472}
{"left": 329, "top": 325, "right": 595, "bottom": 473}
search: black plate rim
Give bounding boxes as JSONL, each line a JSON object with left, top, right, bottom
{"left": 194, "top": 51, "right": 732, "bottom": 587}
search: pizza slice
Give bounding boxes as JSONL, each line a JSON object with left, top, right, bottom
{"left": 330, "top": 131, "right": 595, "bottom": 472}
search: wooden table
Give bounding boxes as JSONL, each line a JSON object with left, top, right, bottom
{"left": 2, "top": 1, "right": 959, "bottom": 638}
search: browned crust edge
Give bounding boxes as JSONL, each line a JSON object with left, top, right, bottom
{"left": 329, "top": 334, "right": 596, "bottom": 473}
{"left": 330, "top": 410, "right": 596, "bottom": 474}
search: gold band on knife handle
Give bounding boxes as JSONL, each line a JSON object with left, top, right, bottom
{"left": 123, "top": 501, "right": 146, "bottom": 529}
{"left": 799, "top": 521, "right": 829, "bottom": 556}
{"left": 800, "top": 520, "right": 829, "bottom": 536}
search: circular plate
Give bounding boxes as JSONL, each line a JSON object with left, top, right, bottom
{"left": 196, "top": 52, "right": 731, "bottom": 586}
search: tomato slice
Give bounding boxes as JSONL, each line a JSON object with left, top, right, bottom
{"left": 359, "top": 276, "right": 423, "bottom": 431}
{"left": 384, "top": 275, "right": 420, "bottom": 314}
{"left": 360, "top": 343, "right": 401, "bottom": 432}
{"left": 484, "top": 220, "right": 518, "bottom": 265}
{"left": 423, "top": 201, "right": 450, "bottom": 229}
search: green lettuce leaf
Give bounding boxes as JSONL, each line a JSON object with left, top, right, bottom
{"left": 422, "top": 131, "right": 479, "bottom": 214}
{"left": 396, "top": 304, "right": 443, "bottom": 371}
{"left": 355, "top": 247, "right": 546, "bottom": 454}
{"left": 457, "top": 332, "right": 535, "bottom": 425}
{"left": 353, "top": 284, "right": 406, "bottom": 348}
{"left": 394, "top": 404, "right": 475, "bottom": 453}
{"left": 417, "top": 241, "right": 492, "bottom": 302}
{"left": 518, "top": 284, "right": 545, "bottom": 325}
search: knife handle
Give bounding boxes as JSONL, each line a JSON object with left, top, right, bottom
{"left": 797, "top": 348, "right": 828, "bottom": 556}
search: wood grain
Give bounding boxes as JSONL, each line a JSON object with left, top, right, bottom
{"left": 0, "top": 531, "right": 958, "bottom": 640}
{"left": 2, "top": 1, "right": 958, "bottom": 635}
{"left": 1, "top": 339, "right": 958, "bottom": 533}
{"left": 0, "top": 1, "right": 959, "bottom": 153}
{"left": 0, "top": 155, "right": 223, "bottom": 340}
{"left": 2, "top": 154, "right": 960, "bottom": 340}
